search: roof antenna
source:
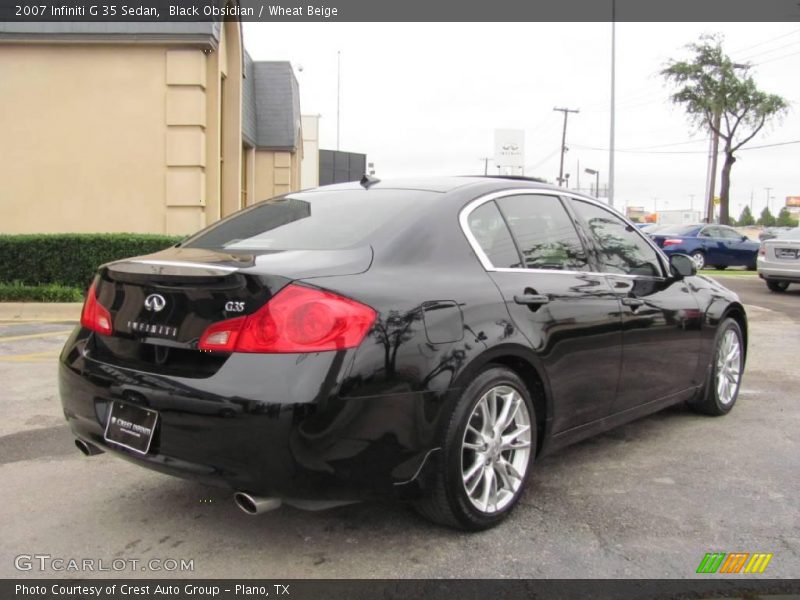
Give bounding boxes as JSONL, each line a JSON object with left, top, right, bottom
{"left": 360, "top": 174, "right": 380, "bottom": 189}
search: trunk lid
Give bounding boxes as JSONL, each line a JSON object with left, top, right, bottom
{"left": 88, "top": 245, "right": 373, "bottom": 373}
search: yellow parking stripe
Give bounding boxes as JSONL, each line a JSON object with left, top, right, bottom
{"left": 0, "top": 330, "right": 72, "bottom": 343}
{"left": 0, "top": 350, "right": 61, "bottom": 362}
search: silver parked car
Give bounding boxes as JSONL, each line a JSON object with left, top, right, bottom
{"left": 757, "top": 227, "right": 800, "bottom": 292}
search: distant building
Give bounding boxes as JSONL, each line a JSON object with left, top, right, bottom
{"left": 626, "top": 206, "right": 647, "bottom": 222}
{"left": 657, "top": 209, "right": 703, "bottom": 226}
{"left": 0, "top": 22, "right": 303, "bottom": 235}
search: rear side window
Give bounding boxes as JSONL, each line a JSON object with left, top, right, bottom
{"left": 496, "top": 194, "right": 590, "bottom": 271}
{"left": 571, "top": 200, "right": 663, "bottom": 277}
{"left": 182, "top": 190, "right": 436, "bottom": 251}
{"left": 466, "top": 201, "right": 522, "bottom": 269}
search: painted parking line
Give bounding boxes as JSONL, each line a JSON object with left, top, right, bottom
{"left": 0, "top": 350, "right": 61, "bottom": 362}
{"left": 0, "top": 330, "right": 72, "bottom": 343}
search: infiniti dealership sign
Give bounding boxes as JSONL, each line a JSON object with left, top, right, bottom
{"left": 494, "top": 129, "right": 525, "bottom": 173}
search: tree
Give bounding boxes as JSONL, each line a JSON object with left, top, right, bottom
{"left": 737, "top": 205, "right": 756, "bottom": 226}
{"left": 662, "top": 35, "right": 788, "bottom": 225}
{"left": 758, "top": 206, "right": 776, "bottom": 227}
{"left": 776, "top": 207, "right": 798, "bottom": 228}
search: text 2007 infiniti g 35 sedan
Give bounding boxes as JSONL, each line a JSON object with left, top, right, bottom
{"left": 60, "top": 176, "right": 747, "bottom": 530}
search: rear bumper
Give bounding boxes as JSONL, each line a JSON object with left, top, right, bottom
{"left": 59, "top": 327, "right": 437, "bottom": 500}
{"left": 757, "top": 257, "right": 800, "bottom": 282}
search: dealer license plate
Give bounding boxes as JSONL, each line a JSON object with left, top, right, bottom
{"left": 103, "top": 401, "right": 158, "bottom": 455}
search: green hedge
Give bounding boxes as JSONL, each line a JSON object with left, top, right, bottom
{"left": 0, "top": 234, "right": 182, "bottom": 288}
{"left": 0, "top": 282, "right": 84, "bottom": 302}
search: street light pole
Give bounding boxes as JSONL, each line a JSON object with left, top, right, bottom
{"left": 584, "top": 168, "right": 599, "bottom": 198}
{"left": 336, "top": 50, "right": 341, "bottom": 151}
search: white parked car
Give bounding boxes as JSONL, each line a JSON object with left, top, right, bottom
{"left": 757, "top": 227, "right": 800, "bottom": 292}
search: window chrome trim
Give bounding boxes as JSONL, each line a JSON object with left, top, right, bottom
{"left": 458, "top": 188, "right": 670, "bottom": 279}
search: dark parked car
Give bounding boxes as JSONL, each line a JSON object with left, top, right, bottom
{"left": 649, "top": 224, "right": 759, "bottom": 270}
{"left": 60, "top": 177, "right": 748, "bottom": 530}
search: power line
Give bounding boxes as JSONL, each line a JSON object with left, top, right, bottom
{"left": 740, "top": 38, "right": 800, "bottom": 61}
{"left": 731, "top": 27, "right": 800, "bottom": 56}
{"left": 756, "top": 49, "right": 800, "bottom": 66}
{"left": 572, "top": 139, "right": 800, "bottom": 154}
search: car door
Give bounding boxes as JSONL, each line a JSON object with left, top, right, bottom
{"left": 568, "top": 199, "right": 704, "bottom": 413}
{"left": 717, "top": 225, "right": 757, "bottom": 266}
{"left": 463, "top": 192, "right": 623, "bottom": 433}
{"left": 698, "top": 226, "right": 727, "bottom": 266}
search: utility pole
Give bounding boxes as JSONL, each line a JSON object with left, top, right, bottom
{"left": 336, "top": 50, "right": 341, "bottom": 151}
{"left": 479, "top": 157, "right": 491, "bottom": 175}
{"left": 765, "top": 187, "right": 773, "bottom": 214}
{"left": 608, "top": 0, "right": 616, "bottom": 208}
{"left": 554, "top": 107, "right": 579, "bottom": 186}
{"left": 576, "top": 159, "right": 581, "bottom": 191}
{"left": 706, "top": 109, "right": 721, "bottom": 224}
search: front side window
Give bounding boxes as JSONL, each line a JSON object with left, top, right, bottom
{"left": 495, "top": 194, "right": 590, "bottom": 271}
{"left": 572, "top": 200, "right": 663, "bottom": 277}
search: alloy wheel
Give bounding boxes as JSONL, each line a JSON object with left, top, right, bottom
{"left": 691, "top": 252, "right": 706, "bottom": 270}
{"left": 460, "top": 385, "right": 532, "bottom": 513}
{"left": 716, "top": 329, "right": 742, "bottom": 405}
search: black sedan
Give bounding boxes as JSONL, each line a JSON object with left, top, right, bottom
{"left": 649, "top": 223, "right": 759, "bottom": 270}
{"left": 60, "top": 177, "right": 748, "bottom": 530}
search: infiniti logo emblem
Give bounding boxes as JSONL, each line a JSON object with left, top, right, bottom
{"left": 144, "top": 294, "right": 167, "bottom": 312}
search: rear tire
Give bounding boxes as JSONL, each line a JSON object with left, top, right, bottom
{"left": 414, "top": 366, "right": 536, "bottom": 530}
{"left": 690, "top": 251, "right": 706, "bottom": 270}
{"left": 766, "top": 280, "right": 789, "bottom": 292}
{"left": 688, "top": 318, "right": 744, "bottom": 416}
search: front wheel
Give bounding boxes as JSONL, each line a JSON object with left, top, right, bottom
{"left": 689, "top": 318, "right": 744, "bottom": 416}
{"left": 414, "top": 366, "right": 536, "bottom": 530}
{"left": 766, "top": 280, "right": 789, "bottom": 292}
{"left": 690, "top": 251, "right": 706, "bottom": 270}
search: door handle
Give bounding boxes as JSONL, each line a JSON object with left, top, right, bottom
{"left": 621, "top": 297, "right": 644, "bottom": 308}
{"left": 514, "top": 293, "right": 550, "bottom": 306}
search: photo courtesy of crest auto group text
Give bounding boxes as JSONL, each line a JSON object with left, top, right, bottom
{"left": 0, "top": 0, "right": 799, "bottom": 598}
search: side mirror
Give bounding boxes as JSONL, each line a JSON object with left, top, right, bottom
{"left": 741, "top": 235, "right": 749, "bottom": 242}
{"left": 670, "top": 253, "right": 696, "bottom": 279}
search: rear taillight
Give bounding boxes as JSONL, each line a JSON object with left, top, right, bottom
{"left": 662, "top": 238, "right": 683, "bottom": 247}
{"left": 759, "top": 244, "right": 766, "bottom": 256}
{"left": 199, "top": 284, "right": 377, "bottom": 353}
{"left": 80, "top": 281, "right": 112, "bottom": 335}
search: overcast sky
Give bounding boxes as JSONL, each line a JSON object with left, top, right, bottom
{"left": 243, "top": 22, "right": 799, "bottom": 217}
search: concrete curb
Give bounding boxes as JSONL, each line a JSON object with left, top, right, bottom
{"left": 0, "top": 302, "right": 82, "bottom": 322}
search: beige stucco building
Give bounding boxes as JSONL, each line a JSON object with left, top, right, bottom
{"left": 0, "top": 22, "right": 303, "bottom": 235}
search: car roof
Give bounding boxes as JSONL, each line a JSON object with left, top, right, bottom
{"left": 301, "top": 176, "right": 586, "bottom": 197}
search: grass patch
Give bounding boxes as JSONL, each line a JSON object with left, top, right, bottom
{"left": 0, "top": 282, "right": 84, "bottom": 302}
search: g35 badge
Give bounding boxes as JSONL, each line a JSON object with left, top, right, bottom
{"left": 225, "top": 301, "right": 245, "bottom": 312}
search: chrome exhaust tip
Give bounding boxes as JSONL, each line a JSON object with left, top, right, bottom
{"left": 75, "top": 439, "right": 103, "bottom": 456}
{"left": 233, "top": 492, "right": 282, "bottom": 515}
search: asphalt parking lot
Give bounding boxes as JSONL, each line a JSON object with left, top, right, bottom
{"left": 1, "top": 275, "right": 798, "bottom": 579}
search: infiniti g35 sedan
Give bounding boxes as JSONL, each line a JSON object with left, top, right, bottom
{"left": 60, "top": 177, "right": 748, "bottom": 530}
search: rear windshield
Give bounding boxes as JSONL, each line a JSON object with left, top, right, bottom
{"left": 182, "top": 190, "right": 437, "bottom": 251}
